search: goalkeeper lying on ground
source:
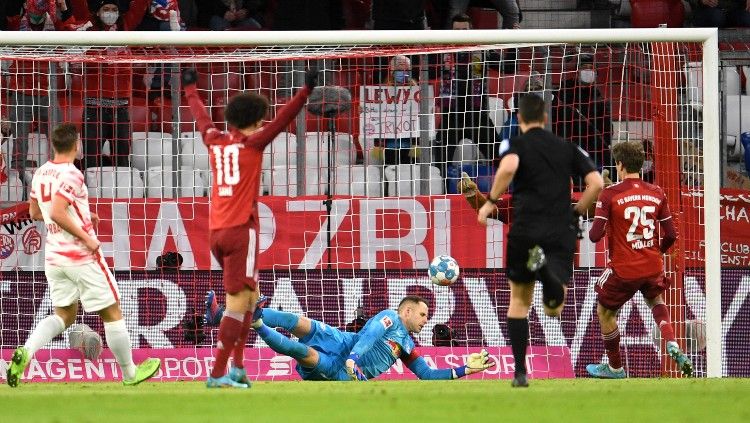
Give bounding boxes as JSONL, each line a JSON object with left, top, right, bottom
{"left": 250, "top": 294, "right": 494, "bottom": 381}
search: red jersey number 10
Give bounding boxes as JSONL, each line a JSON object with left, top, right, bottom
{"left": 212, "top": 145, "right": 240, "bottom": 196}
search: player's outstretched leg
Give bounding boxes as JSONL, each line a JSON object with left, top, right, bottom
{"left": 228, "top": 294, "right": 266, "bottom": 385}
{"left": 666, "top": 342, "right": 693, "bottom": 377}
{"left": 7, "top": 313, "right": 68, "bottom": 387}
{"left": 650, "top": 300, "right": 693, "bottom": 376}
{"left": 6, "top": 346, "right": 30, "bottom": 388}
{"left": 123, "top": 358, "right": 162, "bottom": 386}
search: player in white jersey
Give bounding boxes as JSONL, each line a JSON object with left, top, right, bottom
{"left": 6, "top": 124, "right": 161, "bottom": 388}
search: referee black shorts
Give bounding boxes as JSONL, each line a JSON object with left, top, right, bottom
{"left": 505, "top": 222, "right": 577, "bottom": 285}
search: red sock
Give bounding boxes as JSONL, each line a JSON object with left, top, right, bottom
{"left": 602, "top": 328, "right": 622, "bottom": 369}
{"left": 210, "top": 314, "right": 243, "bottom": 378}
{"left": 651, "top": 304, "right": 676, "bottom": 343}
{"left": 232, "top": 310, "right": 253, "bottom": 370}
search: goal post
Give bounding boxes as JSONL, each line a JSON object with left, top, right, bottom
{"left": 0, "top": 28, "right": 723, "bottom": 380}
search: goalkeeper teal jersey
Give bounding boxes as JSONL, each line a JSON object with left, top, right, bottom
{"left": 351, "top": 310, "right": 415, "bottom": 379}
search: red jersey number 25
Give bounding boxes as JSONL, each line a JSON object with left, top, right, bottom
{"left": 212, "top": 145, "right": 240, "bottom": 195}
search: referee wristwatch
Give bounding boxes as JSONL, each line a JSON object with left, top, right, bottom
{"left": 486, "top": 195, "right": 499, "bottom": 205}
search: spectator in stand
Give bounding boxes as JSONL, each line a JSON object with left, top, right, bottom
{"left": 8, "top": 0, "right": 77, "bottom": 197}
{"left": 3, "top": 0, "right": 25, "bottom": 30}
{"left": 76, "top": 0, "right": 149, "bottom": 169}
{"left": 552, "top": 53, "right": 612, "bottom": 173}
{"left": 691, "top": 0, "right": 750, "bottom": 27}
{"left": 445, "top": 0, "right": 520, "bottom": 29}
{"left": 435, "top": 14, "right": 500, "bottom": 183}
{"left": 138, "top": 0, "right": 182, "bottom": 30}
{"left": 200, "top": 0, "right": 263, "bottom": 31}
{"left": 372, "top": 55, "right": 419, "bottom": 170}
{"left": 138, "top": 1, "right": 183, "bottom": 103}
{"left": 501, "top": 72, "right": 545, "bottom": 142}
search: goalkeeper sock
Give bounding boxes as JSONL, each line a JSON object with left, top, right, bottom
{"left": 211, "top": 311, "right": 244, "bottom": 378}
{"left": 602, "top": 327, "right": 622, "bottom": 370}
{"left": 104, "top": 319, "right": 136, "bottom": 381}
{"left": 232, "top": 310, "right": 253, "bottom": 370}
{"left": 24, "top": 314, "right": 66, "bottom": 356}
{"left": 256, "top": 324, "right": 308, "bottom": 360}
{"left": 262, "top": 309, "right": 300, "bottom": 332}
{"left": 507, "top": 317, "right": 529, "bottom": 376}
{"left": 651, "top": 304, "right": 676, "bottom": 343}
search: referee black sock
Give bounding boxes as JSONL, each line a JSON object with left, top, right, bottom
{"left": 540, "top": 266, "right": 565, "bottom": 309}
{"left": 507, "top": 317, "right": 529, "bottom": 376}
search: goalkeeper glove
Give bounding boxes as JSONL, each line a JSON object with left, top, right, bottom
{"left": 464, "top": 349, "right": 495, "bottom": 375}
{"left": 305, "top": 68, "right": 320, "bottom": 90}
{"left": 181, "top": 68, "right": 198, "bottom": 87}
{"left": 458, "top": 171, "right": 478, "bottom": 198}
{"left": 345, "top": 354, "right": 368, "bottom": 381}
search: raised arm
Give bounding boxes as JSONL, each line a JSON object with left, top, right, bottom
{"left": 181, "top": 69, "right": 216, "bottom": 142}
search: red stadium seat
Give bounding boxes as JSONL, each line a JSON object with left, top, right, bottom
{"left": 630, "top": 0, "right": 684, "bottom": 28}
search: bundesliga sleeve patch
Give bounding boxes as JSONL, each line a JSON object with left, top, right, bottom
{"left": 380, "top": 316, "right": 393, "bottom": 329}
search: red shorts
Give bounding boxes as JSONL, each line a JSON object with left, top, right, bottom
{"left": 595, "top": 268, "right": 671, "bottom": 311}
{"left": 210, "top": 223, "right": 259, "bottom": 294}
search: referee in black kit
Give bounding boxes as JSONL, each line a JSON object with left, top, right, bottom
{"left": 477, "top": 94, "right": 603, "bottom": 388}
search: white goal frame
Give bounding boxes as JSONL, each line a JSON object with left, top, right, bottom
{"left": 0, "top": 28, "right": 721, "bottom": 377}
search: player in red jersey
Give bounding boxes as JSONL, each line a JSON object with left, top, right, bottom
{"left": 586, "top": 140, "right": 693, "bottom": 378}
{"left": 182, "top": 67, "right": 318, "bottom": 388}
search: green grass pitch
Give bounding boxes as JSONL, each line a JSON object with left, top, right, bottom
{"left": 2, "top": 379, "right": 749, "bottom": 423}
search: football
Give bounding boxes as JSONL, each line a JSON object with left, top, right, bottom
{"left": 69, "top": 323, "right": 103, "bottom": 360}
{"left": 429, "top": 255, "right": 460, "bottom": 286}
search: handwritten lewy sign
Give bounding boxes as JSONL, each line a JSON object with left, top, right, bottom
{"left": 359, "top": 85, "right": 435, "bottom": 140}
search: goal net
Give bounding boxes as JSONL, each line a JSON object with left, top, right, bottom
{"left": 0, "top": 29, "right": 725, "bottom": 382}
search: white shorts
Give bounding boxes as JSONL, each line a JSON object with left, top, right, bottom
{"left": 45, "top": 256, "right": 120, "bottom": 313}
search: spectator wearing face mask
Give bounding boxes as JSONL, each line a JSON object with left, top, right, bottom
{"left": 372, "top": 55, "right": 419, "bottom": 172}
{"left": 75, "top": 0, "right": 149, "bottom": 169}
{"left": 552, "top": 53, "right": 612, "bottom": 172}
{"left": 500, "top": 72, "right": 545, "bottom": 143}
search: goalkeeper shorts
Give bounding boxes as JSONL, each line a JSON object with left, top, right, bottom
{"left": 296, "top": 320, "right": 356, "bottom": 381}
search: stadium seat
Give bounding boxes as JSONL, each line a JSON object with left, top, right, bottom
{"left": 486, "top": 97, "right": 506, "bottom": 135}
{"left": 26, "top": 133, "right": 50, "bottom": 165}
{"left": 179, "top": 131, "right": 210, "bottom": 171}
{"left": 684, "top": 62, "right": 703, "bottom": 110}
{"left": 724, "top": 95, "right": 750, "bottom": 139}
{"left": 268, "top": 165, "right": 326, "bottom": 196}
{"left": 85, "top": 166, "right": 145, "bottom": 198}
{"left": 131, "top": 132, "right": 176, "bottom": 171}
{"left": 0, "top": 170, "right": 25, "bottom": 202}
{"left": 333, "top": 165, "right": 383, "bottom": 196}
{"left": 629, "top": 0, "right": 684, "bottom": 28}
{"left": 724, "top": 67, "right": 741, "bottom": 97}
{"left": 262, "top": 132, "right": 298, "bottom": 172}
{"left": 145, "top": 165, "right": 206, "bottom": 198}
{"left": 383, "top": 164, "right": 443, "bottom": 196}
{"left": 304, "top": 131, "right": 356, "bottom": 167}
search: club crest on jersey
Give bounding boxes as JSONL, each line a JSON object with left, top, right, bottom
{"left": 380, "top": 316, "right": 393, "bottom": 329}
{"left": 386, "top": 339, "right": 401, "bottom": 358}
